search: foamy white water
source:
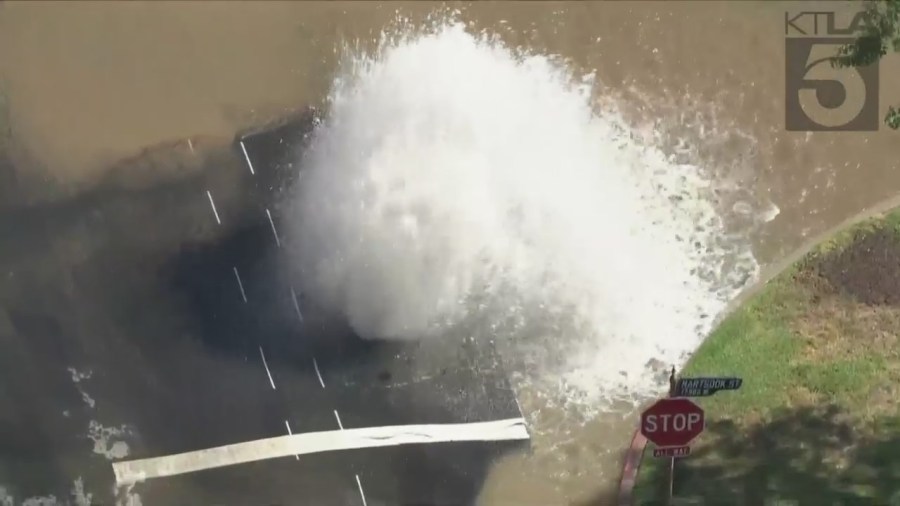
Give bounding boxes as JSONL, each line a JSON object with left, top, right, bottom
{"left": 285, "top": 21, "right": 761, "bottom": 410}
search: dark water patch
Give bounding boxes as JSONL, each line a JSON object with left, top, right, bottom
{"left": 0, "top": 111, "right": 527, "bottom": 505}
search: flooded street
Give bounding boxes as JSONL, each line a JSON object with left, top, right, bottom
{"left": 1, "top": 1, "right": 899, "bottom": 505}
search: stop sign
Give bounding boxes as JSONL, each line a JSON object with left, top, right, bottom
{"left": 640, "top": 398, "right": 705, "bottom": 447}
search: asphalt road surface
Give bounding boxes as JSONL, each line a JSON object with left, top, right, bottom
{"left": 0, "top": 110, "right": 527, "bottom": 506}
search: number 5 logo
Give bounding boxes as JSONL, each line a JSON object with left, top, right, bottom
{"left": 785, "top": 37, "right": 879, "bottom": 131}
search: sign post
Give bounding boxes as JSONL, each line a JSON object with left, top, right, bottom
{"left": 642, "top": 369, "right": 742, "bottom": 504}
{"left": 667, "top": 369, "right": 676, "bottom": 506}
{"left": 639, "top": 368, "right": 708, "bottom": 506}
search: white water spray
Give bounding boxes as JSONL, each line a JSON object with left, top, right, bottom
{"left": 286, "top": 21, "right": 760, "bottom": 408}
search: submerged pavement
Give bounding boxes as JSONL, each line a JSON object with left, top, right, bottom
{"left": 0, "top": 110, "right": 527, "bottom": 506}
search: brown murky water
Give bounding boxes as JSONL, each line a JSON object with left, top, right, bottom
{"left": 2, "top": 1, "right": 899, "bottom": 504}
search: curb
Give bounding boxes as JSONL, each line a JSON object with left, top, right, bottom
{"left": 617, "top": 427, "right": 648, "bottom": 506}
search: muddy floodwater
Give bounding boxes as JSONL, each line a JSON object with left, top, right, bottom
{"left": 1, "top": 1, "right": 899, "bottom": 505}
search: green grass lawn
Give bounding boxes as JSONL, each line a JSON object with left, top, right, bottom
{"left": 633, "top": 210, "right": 900, "bottom": 505}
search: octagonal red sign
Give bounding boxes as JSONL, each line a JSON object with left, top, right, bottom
{"left": 640, "top": 398, "right": 705, "bottom": 448}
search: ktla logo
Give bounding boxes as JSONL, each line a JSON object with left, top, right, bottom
{"left": 785, "top": 10, "right": 880, "bottom": 131}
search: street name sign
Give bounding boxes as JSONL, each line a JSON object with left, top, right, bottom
{"left": 674, "top": 376, "right": 742, "bottom": 398}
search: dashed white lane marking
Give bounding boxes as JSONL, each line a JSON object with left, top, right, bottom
{"left": 259, "top": 346, "right": 276, "bottom": 390}
{"left": 239, "top": 141, "right": 255, "bottom": 175}
{"left": 355, "top": 474, "right": 368, "bottom": 506}
{"left": 284, "top": 421, "right": 299, "bottom": 460}
{"left": 313, "top": 358, "right": 325, "bottom": 388}
{"left": 233, "top": 267, "right": 247, "bottom": 303}
{"left": 513, "top": 390, "right": 524, "bottom": 418}
{"left": 112, "top": 418, "right": 530, "bottom": 486}
{"left": 333, "top": 410, "right": 344, "bottom": 430}
{"left": 265, "top": 208, "right": 281, "bottom": 247}
{"left": 290, "top": 287, "right": 304, "bottom": 323}
{"left": 188, "top": 138, "right": 194, "bottom": 153}
{"left": 206, "top": 190, "right": 221, "bottom": 225}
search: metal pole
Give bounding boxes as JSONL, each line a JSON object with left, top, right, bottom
{"left": 666, "top": 366, "right": 676, "bottom": 506}
{"left": 667, "top": 455, "right": 674, "bottom": 506}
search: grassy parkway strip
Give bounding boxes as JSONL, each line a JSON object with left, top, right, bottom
{"left": 633, "top": 207, "right": 900, "bottom": 504}
{"left": 112, "top": 418, "right": 530, "bottom": 486}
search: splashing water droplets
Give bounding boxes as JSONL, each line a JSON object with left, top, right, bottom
{"left": 286, "top": 21, "right": 759, "bottom": 412}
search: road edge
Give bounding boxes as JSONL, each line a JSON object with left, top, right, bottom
{"left": 617, "top": 427, "right": 647, "bottom": 506}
